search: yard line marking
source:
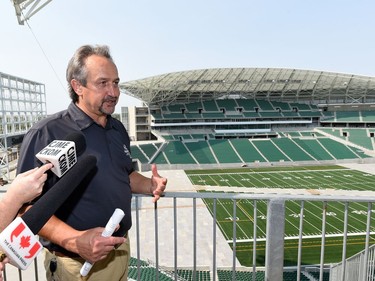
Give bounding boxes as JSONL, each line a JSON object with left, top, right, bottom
{"left": 229, "top": 231, "right": 375, "bottom": 243}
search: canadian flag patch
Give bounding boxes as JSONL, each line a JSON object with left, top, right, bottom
{"left": 0, "top": 217, "right": 43, "bottom": 270}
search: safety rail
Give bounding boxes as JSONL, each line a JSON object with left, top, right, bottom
{"left": 3, "top": 191, "right": 375, "bottom": 281}
{"left": 131, "top": 192, "right": 375, "bottom": 281}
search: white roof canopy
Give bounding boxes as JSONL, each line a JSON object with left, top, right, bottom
{"left": 120, "top": 68, "right": 375, "bottom": 107}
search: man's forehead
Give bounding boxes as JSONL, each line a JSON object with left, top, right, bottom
{"left": 86, "top": 55, "right": 119, "bottom": 80}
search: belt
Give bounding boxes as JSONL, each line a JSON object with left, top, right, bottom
{"left": 53, "top": 250, "right": 80, "bottom": 258}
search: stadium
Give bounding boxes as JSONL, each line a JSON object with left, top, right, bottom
{"left": 120, "top": 67, "right": 375, "bottom": 170}
{"left": 116, "top": 67, "right": 375, "bottom": 280}
{"left": 1, "top": 2, "right": 375, "bottom": 280}
{"left": 2, "top": 68, "right": 375, "bottom": 281}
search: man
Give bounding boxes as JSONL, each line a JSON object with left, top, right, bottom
{"left": 16, "top": 44, "right": 167, "bottom": 280}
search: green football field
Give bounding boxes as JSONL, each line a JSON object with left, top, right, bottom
{"left": 185, "top": 165, "right": 375, "bottom": 266}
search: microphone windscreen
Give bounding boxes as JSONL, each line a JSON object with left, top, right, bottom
{"left": 64, "top": 132, "right": 86, "bottom": 156}
{"left": 22, "top": 155, "right": 97, "bottom": 234}
{"left": 35, "top": 132, "right": 87, "bottom": 178}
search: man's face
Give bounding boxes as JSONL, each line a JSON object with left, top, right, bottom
{"left": 76, "top": 54, "right": 120, "bottom": 117}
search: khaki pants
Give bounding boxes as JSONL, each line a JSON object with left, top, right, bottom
{"left": 43, "top": 238, "right": 130, "bottom": 281}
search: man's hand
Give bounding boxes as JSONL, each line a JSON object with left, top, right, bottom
{"left": 75, "top": 228, "right": 126, "bottom": 263}
{"left": 150, "top": 164, "right": 167, "bottom": 203}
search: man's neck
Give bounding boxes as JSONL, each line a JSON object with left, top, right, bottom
{"left": 75, "top": 102, "right": 107, "bottom": 127}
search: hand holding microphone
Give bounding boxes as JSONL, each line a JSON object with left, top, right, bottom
{"left": 0, "top": 163, "right": 53, "bottom": 233}
{"left": 0, "top": 132, "right": 97, "bottom": 270}
{"left": 7, "top": 163, "right": 54, "bottom": 204}
{"left": 80, "top": 208, "right": 125, "bottom": 277}
{"left": 0, "top": 154, "right": 97, "bottom": 270}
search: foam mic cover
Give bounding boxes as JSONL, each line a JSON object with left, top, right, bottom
{"left": 22, "top": 154, "right": 97, "bottom": 234}
{"left": 35, "top": 132, "right": 87, "bottom": 178}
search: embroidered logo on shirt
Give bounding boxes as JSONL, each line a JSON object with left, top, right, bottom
{"left": 123, "top": 144, "right": 131, "bottom": 158}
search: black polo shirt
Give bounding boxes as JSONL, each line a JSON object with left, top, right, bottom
{"left": 17, "top": 103, "right": 133, "bottom": 249}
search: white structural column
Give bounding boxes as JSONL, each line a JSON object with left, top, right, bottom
{"left": 265, "top": 198, "right": 285, "bottom": 281}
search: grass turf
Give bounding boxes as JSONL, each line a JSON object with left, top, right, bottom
{"left": 186, "top": 165, "right": 375, "bottom": 266}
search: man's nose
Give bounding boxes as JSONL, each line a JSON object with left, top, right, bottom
{"left": 107, "top": 83, "right": 120, "bottom": 96}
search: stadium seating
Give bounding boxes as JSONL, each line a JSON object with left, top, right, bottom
{"left": 128, "top": 267, "right": 172, "bottom": 281}
{"left": 216, "top": 99, "right": 238, "bottom": 112}
{"left": 243, "top": 111, "right": 260, "bottom": 118}
{"left": 259, "top": 111, "right": 283, "bottom": 118}
{"left": 128, "top": 257, "right": 212, "bottom": 281}
{"left": 320, "top": 110, "right": 375, "bottom": 124}
{"left": 217, "top": 269, "right": 263, "bottom": 281}
{"left": 185, "top": 141, "right": 217, "bottom": 164}
{"left": 138, "top": 143, "right": 160, "bottom": 159}
{"left": 251, "top": 139, "right": 291, "bottom": 162}
{"left": 362, "top": 110, "right": 375, "bottom": 122}
{"left": 256, "top": 100, "right": 274, "bottom": 110}
{"left": 236, "top": 99, "right": 258, "bottom": 111}
{"left": 282, "top": 111, "right": 300, "bottom": 117}
{"left": 185, "top": 101, "right": 204, "bottom": 112}
{"left": 289, "top": 102, "right": 311, "bottom": 110}
{"left": 168, "top": 103, "right": 186, "bottom": 112}
{"left": 130, "top": 145, "right": 149, "bottom": 163}
{"left": 128, "top": 98, "right": 374, "bottom": 281}
{"left": 270, "top": 100, "right": 291, "bottom": 111}
{"left": 163, "top": 112, "right": 185, "bottom": 119}
{"left": 133, "top": 99, "right": 374, "bottom": 169}
{"left": 152, "top": 150, "right": 169, "bottom": 164}
{"left": 271, "top": 138, "right": 315, "bottom": 161}
{"left": 203, "top": 100, "right": 219, "bottom": 111}
{"left": 292, "top": 138, "right": 334, "bottom": 161}
{"left": 216, "top": 268, "right": 329, "bottom": 281}
{"left": 229, "top": 139, "right": 267, "bottom": 162}
{"left": 131, "top": 135, "right": 371, "bottom": 165}
{"left": 298, "top": 111, "right": 322, "bottom": 117}
{"left": 319, "top": 128, "right": 374, "bottom": 150}
{"left": 317, "top": 138, "right": 362, "bottom": 159}
{"left": 151, "top": 99, "right": 323, "bottom": 122}
{"left": 202, "top": 112, "right": 225, "bottom": 119}
{"left": 160, "top": 142, "right": 196, "bottom": 164}
{"left": 185, "top": 112, "right": 203, "bottom": 119}
{"left": 176, "top": 269, "right": 211, "bottom": 281}
{"left": 208, "top": 139, "right": 243, "bottom": 163}
{"left": 335, "top": 111, "right": 361, "bottom": 122}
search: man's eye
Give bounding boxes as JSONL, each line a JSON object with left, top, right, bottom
{"left": 97, "top": 81, "right": 107, "bottom": 89}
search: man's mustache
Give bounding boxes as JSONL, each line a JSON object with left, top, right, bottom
{"left": 103, "top": 97, "right": 118, "bottom": 102}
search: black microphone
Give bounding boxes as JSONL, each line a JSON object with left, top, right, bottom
{"left": 35, "top": 132, "right": 86, "bottom": 178}
{"left": 0, "top": 155, "right": 97, "bottom": 269}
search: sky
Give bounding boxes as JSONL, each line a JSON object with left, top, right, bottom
{"left": 0, "top": 0, "right": 375, "bottom": 114}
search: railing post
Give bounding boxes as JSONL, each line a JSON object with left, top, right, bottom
{"left": 265, "top": 199, "right": 285, "bottom": 281}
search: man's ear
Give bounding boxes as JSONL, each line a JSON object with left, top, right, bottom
{"left": 71, "top": 79, "right": 82, "bottom": 94}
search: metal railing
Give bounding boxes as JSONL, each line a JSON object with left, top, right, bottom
{"left": 330, "top": 242, "right": 375, "bottom": 281}
{"left": 131, "top": 192, "right": 375, "bottom": 281}
{"left": 4, "top": 191, "right": 375, "bottom": 281}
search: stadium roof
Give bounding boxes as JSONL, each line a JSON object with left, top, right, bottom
{"left": 120, "top": 68, "right": 375, "bottom": 107}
